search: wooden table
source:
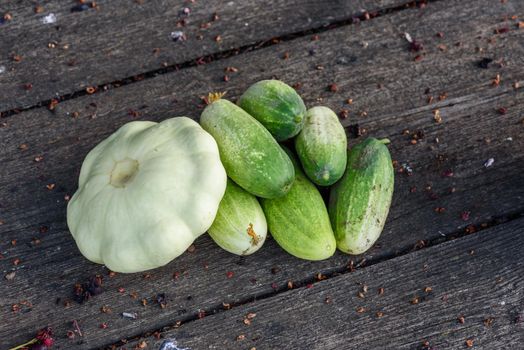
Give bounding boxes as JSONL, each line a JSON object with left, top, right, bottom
{"left": 1, "top": 0, "right": 523, "bottom": 349}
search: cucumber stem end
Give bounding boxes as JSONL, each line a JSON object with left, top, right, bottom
{"left": 206, "top": 91, "right": 227, "bottom": 104}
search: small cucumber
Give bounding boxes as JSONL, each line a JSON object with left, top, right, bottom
{"left": 261, "top": 151, "right": 336, "bottom": 261}
{"left": 237, "top": 80, "right": 306, "bottom": 141}
{"left": 200, "top": 98, "right": 294, "bottom": 198}
{"left": 329, "top": 138, "right": 394, "bottom": 255}
{"left": 208, "top": 179, "right": 267, "bottom": 256}
{"left": 295, "top": 106, "right": 347, "bottom": 186}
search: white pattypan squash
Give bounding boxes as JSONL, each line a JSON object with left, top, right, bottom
{"left": 67, "top": 117, "right": 227, "bottom": 273}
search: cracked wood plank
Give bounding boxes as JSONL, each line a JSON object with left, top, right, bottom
{"left": 127, "top": 216, "right": 524, "bottom": 350}
{"left": 0, "top": 0, "right": 409, "bottom": 111}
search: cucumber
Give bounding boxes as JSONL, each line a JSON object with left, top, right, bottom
{"left": 200, "top": 98, "right": 294, "bottom": 198}
{"left": 208, "top": 179, "right": 267, "bottom": 255}
{"left": 260, "top": 151, "right": 336, "bottom": 261}
{"left": 237, "top": 80, "right": 306, "bottom": 141}
{"left": 295, "top": 106, "right": 347, "bottom": 186}
{"left": 328, "top": 138, "right": 394, "bottom": 255}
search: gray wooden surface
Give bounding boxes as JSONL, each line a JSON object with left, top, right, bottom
{"left": 0, "top": 0, "right": 407, "bottom": 112}
{"left": 125, "top": 217, "right": 524, "bottom": 350}
{"left": 1, "top": 0, "right": 523, "bottom": 349}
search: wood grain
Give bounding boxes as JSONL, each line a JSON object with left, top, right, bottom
{"left": 0, "top": 0, "right": 410, "bottom": 112}
{"left": 126, "top": 217, "right": 524, "bottom": 350}
{"left": 1, "top": 0, "right": 523, "bottom": 348}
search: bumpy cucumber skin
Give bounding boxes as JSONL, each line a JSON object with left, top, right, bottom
{"left": 329, "top": 138, "right": 394, "bottom": 255}
{"left": 200, "top": 99, "right": 295, "bottom": 199}
{"left": 237, "top": 80, "right": 306, "bottom": 141}
{"left": 295, "top": 106, "right": 347, "bottom": 186}
{"left": 261, "top": 155, "right": 336, "bottom": 261}
{"left": 208, "top": 179, "right": 267, "bottom": 256}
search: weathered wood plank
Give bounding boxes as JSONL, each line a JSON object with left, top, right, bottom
{"left": 0, "top": 0, "right": 410, "bottom": 112}
{"left": 126, "top": 217, "right": 524, "bottom": 350}
{"left": 1, "top": 0, "right": 524, "bottom": 348}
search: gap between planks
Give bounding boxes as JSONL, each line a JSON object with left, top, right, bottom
{"left": 0, "top": 0, "right": 434, "bottom": 118}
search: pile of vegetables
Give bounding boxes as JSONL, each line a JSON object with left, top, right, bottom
{"left": 67, "top": 80, "right": 394, "bottom": 273}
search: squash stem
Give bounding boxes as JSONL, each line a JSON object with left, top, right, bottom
{"left": 379, "top": 138, "right": 391, "bottom": 145}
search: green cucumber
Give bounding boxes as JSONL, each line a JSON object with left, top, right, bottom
{"left": 208, "top": 179, "right": 267, "bottom": 256}
{"left": 261, "top": 151, "right": 336, "bottom": 261}
{"left": 329, "top": 138, "right": 394, "bottom": 255}
{"left": 237, "top": 80, "right": 306, "bottom": 141}
{"left": 295, "top": 106, "right": 347, "bottom": 186}
{"left": 200, "top": 98, "right": 294, "bottom": 198}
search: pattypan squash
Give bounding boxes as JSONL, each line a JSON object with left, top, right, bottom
{"left": 67, "top": 117, "right": 227, "bottom": 273}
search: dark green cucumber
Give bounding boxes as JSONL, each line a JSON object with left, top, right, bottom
{"left": 237, "top": 80, "right": 306, "bottom": 141}
{"left": 295, "top": 106, "right": 347, "bottom": 186}
{"left": 328, "top": 138, "right": 394, "bottom": 254}
{"left": 208, "top": 179, "right": 267, "bottom": 256}
{"left": 261, "top": 152, "right": 336, "bottom": 261}
{"left": 200, "top": 98, "right": 294, "bottom": 198}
